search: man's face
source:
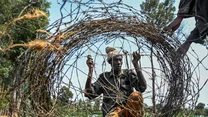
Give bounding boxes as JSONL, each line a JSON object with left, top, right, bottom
{"left": 110, "top": 55, "right": 123, "bottom": 71}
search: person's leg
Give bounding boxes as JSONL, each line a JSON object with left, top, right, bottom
{"left": 176, "top": 40, "right": 192, "bottom": 58}
{"left": 105, "top": 106, "right": 123, "bottom": 117}
{"left": 123, "top": 91, "right": 144, "bottom": 117}
{"left": 195, "top": 0, "right": 208, "bottom": 36}
{"left": 176, "top": 27, "right": 202, "bottom": 58}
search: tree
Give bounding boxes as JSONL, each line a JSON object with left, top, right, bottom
{"left": 156, "top": 103, "right": 163, "bottom": 111}
{"left": 140, "top": 0, "right": 176, "bottom": 29}
{"left": 0, "top": 0, "right": 50, "bottom": 116}
{"left": 204, "top": 108, "right": 208, "bottom": 116}
{"left": 93, "top": 98, "right": 101, "bottom": 111}
{"left": 195, "top": 103, "right": 205, "bottom": 110}
{"left": 0, "top": 0, "right": 50, "bottom": 87}
{"left": 0, "top": 86, "right": 8, "bottom": 109}
{"left": 58, "top": 86, "right": 73, "bottom": 106}
{"left": 194, "top": 102, "right": 206, "bottom": 116}
{"left": 86, "top": 99, "right": 93, "bottom": 114}
{"left": 0, "top": 57, "right": 13, "bottom": 86}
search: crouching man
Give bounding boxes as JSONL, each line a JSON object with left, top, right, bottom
{"left": 84, "top": 47, "right": 147, "bottom": 117}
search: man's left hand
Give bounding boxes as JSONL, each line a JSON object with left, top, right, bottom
{"left": 132, "top": 51, "right": 140, "bottom": 64}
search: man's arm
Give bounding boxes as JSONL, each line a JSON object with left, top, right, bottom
{"left": 163, "top": 15, "right": 184, "bottom": 34}
{"left": 84, "top": 55, "right": 94, "bottom": 97}
{"left": 163, "top": 0, "right": 196, "bottom": 34}
{"left": 132, "top": 51, "right": 147, "bottom": 92}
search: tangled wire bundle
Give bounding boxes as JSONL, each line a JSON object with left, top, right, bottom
{"left": 10, "top": 1, "right": 206, "bottom": 116}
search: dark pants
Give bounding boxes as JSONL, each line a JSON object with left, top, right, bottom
{"left": 178, "top": 0, "right": 208, "bottom": 44}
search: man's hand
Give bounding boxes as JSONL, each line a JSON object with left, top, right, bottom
{"left": 132, "top": 51, "right": 140, "bottom": 64}
{"left": 86, "top": 55, "right": 94, "bottom": 69}
{"left": 162, "top": 16, "right": 184, "bottom": 36}
{"left": 85, "top": 55, "right": 94, "bottom": 97}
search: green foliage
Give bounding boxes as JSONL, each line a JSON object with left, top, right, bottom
{"left": 0, "top": 0, "right": 50, "bottom": 61}
{"left": 57, "top": 86, "right": 73, "bottom": 106}
{"left": 56, "top": 98, "right": 102, "bottom": 117}
{"left": 93, "top": 98, "right": 101, "bottom": 111}
{"left": 195, "top": 103, "right": 205, "bottom": 110}
{"left": 194, "top": 109, "right": 204, "bottom": 116}
{"left": 0, "top": 1, "right": 50, "bottom": 115}
{"left": 140, "top": 0, "right": 176, "bottom": 29}
{"left": 194, "top": 102, "right": 208, "bottom": 116}
{"left": 0, "top": 54, "right": 13, "bottom": 88}
{"left": 176, "top": 109, "right": 194, "bottom": 117}
{"left": 0, "top": 58, "right": 12, "bottom": 78}
{"left": 0, "top": 0, "right": 50, "bottom": 87}
{"left": 205, "top": 108, "right": 208, "bottom": 116}
{"left": 69, "top": 99, "right": 102, "bottom": 117}
{"left": 0, "top": 87, "right": 10, "bottom": 109}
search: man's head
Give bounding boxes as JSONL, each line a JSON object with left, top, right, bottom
{"left": 106, "top": 47, "right": 123, "bottom": 71}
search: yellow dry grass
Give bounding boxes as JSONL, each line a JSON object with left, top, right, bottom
{"left": 27, "top": 40, "right": 57, "bottom": 50}
{"left": 22, "top": 9, "right": 47, "bottom": 20}
{"left": 37, "top": 29, "right": 52, "bottom": 37}
{"left": 0, "top": 40, "right": 58, "bottom": 52}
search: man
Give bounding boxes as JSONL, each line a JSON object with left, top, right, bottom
{"left": 84, "top": 46, "right": 147, "bottom": 117}
{"left": 164, "top": 0, "right": 208, "bottom": 57}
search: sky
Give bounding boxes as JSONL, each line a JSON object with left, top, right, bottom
{"left": 47, "top": 0, "right": 208, "bottom": 107}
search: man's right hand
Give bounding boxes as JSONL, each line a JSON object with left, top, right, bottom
{"left": 86, "top": 55, "right": 94, "bottom": 69}
{"left": 85, "top": 55, "right": 94, "bottom": 97}
{"left": 163, "top": 16, "right": 184, "bottom": 36}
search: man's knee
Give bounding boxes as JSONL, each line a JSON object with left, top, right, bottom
{"left": 106, "top": 107, "right": 123, "bottom": 117}
{"left": 128, "top": 91, "right": 143, "bottom": 102}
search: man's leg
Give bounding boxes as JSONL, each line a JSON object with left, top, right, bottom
{"left": 123, "top": 91, "right": 144, "bottom": 117}
{"left": 176, "top": 40, "right": 192, "bottom": 58}
{"left": 176, "top": 27, "right": 202, "bottom": 58}
{"left": 105, "top": 106, "right": 124, "bottom": 117}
